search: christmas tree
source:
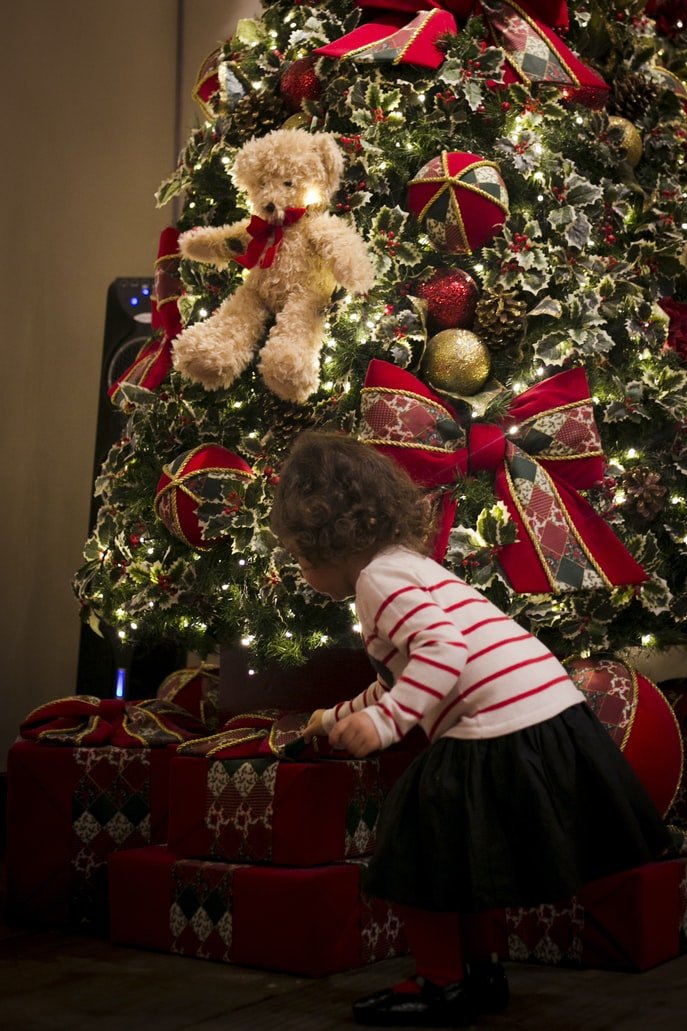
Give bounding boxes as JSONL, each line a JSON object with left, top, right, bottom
{"left": 73, "top": 0, "right": 687, "bottom": 681}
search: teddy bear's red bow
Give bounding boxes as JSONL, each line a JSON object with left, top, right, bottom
{"left": 359, "top": 359, "right": 646, "bottom": 594}
{"left": 235, "top": 208, "right": 307, "bottom": 270}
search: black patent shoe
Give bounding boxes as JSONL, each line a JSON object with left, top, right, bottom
{"left": 352, "top": 977, "right": 479, "bottom": 1027}
{"left": 464, "top": 958, "right": 509, "bottom": 1013}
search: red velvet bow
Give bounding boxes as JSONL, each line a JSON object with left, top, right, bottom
{"left": 315, "top": 0, "right": 570, "bottom": 70}
{"left": 235, "top": 208, "right": 307, "bottom": 270}
{"left": 315, "top": 1, "right": 606, "bottom": 107}
{"left": 19, "top": 695, "right": 209, "bottom": 747}
{"left": 176, "top": 711, "right": 347, "bottom": 760}
{"left": 108, "top": 226, "right": 182, "bottom": 405}
{"left": 359, "top": 360, "right": 647, "bottom": 594}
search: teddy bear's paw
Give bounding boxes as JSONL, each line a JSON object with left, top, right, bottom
{"left": 173, "top": 324, "right": 254, "bottom": 391}
{"left": 259, "top": 347, "right": 320, "bottom": 404}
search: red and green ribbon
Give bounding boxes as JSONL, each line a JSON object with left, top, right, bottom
{"left": 359, "top": 359, "right": 646, "bottom": 594}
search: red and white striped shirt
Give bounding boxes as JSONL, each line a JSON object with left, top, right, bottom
{"left": 321, "top": 547, "right": 585, "bottom": 750}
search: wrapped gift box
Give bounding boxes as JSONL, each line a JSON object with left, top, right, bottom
{"left": 5, "top": 741, "right": 173, "bottom": 930}
{"left": 166, "top": 751, "right": 412, "bottom": 866}
{"left": 486, "top": 859, "right": 687, "bottom": 972}
{"left": 108, "top": 845, "right": 407, "bottom": 977}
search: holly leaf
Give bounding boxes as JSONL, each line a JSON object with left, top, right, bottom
{"left": 527, "top": 297, "right": 563, "bottom": 318}
{"left": 638, "top": 576, "right": 673, "bottom": 616}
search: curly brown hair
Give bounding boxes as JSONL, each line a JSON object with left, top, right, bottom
{"left": 270, "top": 430, "right": 433, "bottom": 565}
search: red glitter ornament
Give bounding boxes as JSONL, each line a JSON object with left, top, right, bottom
{"left": 279, "top": 57, "right": 322, "bottom": 111}
{"left": 415, "top": 268, "right": 479, "bottom": 332}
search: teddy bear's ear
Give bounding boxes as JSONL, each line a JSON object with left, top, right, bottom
{"left": 314, "top": 133, "right": 345, "bottom": 193}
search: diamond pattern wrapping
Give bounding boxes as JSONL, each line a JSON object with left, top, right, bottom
{"left": 484, "top": 860, "right": 687, "bottom": 972}
{"left": 166, "top": 752, "right": 409, "bottom": 866}
{"left": 108, "top": 846, "right": 408, "bottom": 976}
{"left": 6, "top": 741, "right": 172, "bottom": 929}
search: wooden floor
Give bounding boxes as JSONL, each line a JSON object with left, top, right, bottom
{"left": 3, "top": 908, "right": 687, "bottom": 1031}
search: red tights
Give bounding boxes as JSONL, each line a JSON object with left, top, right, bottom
{"left": 395, "top": 904, "right": 501, "bottom": 988}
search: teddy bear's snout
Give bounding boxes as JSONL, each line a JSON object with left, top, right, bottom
{"left": 264, "top": 202, "right": 276, "bottom": 214}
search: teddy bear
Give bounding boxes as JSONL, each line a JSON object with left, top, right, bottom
{"left": 173, "top": 128, "right": 376, "bottom": 403}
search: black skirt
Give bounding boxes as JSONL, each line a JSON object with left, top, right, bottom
{"left": 364, "top": 702, "right": 672, "bottom": 913}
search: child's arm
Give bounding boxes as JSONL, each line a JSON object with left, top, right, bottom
{"left": 303, "top": 708, "right": 382, "bottom": 758}
{"left": 354, "top": 573, "right": 471, "bottom": 750}
{"left": 304, "top": 682, "right": 386, "bottom": 738}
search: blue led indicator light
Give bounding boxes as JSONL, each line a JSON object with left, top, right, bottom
{"left": 115, "top": 667, "right": 127, "bottom": 698}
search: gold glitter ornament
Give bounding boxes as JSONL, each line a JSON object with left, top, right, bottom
{"left": 608, "top": 116, "right": 643, "bottom": 168}
{"left": 282, "top": 112, "right": 311, "bottom": 131}
{"left": 422, "top": 329, "right": 491, "bottom": 397}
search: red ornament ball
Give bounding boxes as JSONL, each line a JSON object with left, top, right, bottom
{"left": 279, "top": 56, "right": 322, "bottom": 111}
{"left": 415, "top": 268, "right": 479, "bottom": 331}
{"left": 566, "top": 657, "right": 683, "bottom": 817}
{"left": 407, "top": 151, "right": 509, "bottom": 255}
{"left": 155, "top": 444, "right": 254, "bottom": 550}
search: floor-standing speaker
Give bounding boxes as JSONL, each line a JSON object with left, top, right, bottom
{"left": 76, "top": 278, "right": 184, "bottom": 700}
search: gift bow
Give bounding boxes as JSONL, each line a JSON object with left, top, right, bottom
{"left": 359, "top": 359, "right": 646, "bottom": 594}
{"left": 235, "top": 208, "right": 306, "bottom": 270}
{"left": 177, "top": 710, "right": 343, "bottom": 760}
{"left": 19, "top": 695, "right": 210, "bottom": 747}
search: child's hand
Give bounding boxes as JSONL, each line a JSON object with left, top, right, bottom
{"left": 303, "top": 708, "right": 327, "bottom": 742}
{"left": 329, "top": 711, "right": 381, "bottom": 758}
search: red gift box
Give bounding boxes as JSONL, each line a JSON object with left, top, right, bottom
{"left": 486, "top": 860, "right": 687, "bottom": 972}
{"left": 5, "top": 741, "right": 172, "bottom": 930}
{"left": 108, "top": 846, "right": 407, "bottom": 976}
{"left": 166, "top": 751, "right": 411, "bottom": 866}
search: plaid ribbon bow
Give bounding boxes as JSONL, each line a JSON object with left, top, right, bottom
{"left": 359, "top": 359, "right": 646, "bottom": 594}
{"left": 235, "top": 208, "right": 307, "bottom": 270}
{"left": 314, "top": 1, "right": 606, "bottom": 106}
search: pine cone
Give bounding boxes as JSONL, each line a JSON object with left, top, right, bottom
{"left": 473, "top": 289, "right": 527, "bottom": 350}
{"left": 231, "top": 91, "right": 289, "bottom": 137}
{"left": 621, "top": 467, "right": 668, "bottom": 522}
{"left": 262, "top": 397, "right": 331, "bottom": 452}
{"left": 608, "top": 71, "right": 660, "bottom": 123}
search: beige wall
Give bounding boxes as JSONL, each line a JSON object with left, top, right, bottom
{"left": 0, "top": 0, "right": 260, "bottom": 769}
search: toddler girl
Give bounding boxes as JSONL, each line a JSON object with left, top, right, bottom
{"left": 270, "top": 430, "right": 671, "bottom": 1028}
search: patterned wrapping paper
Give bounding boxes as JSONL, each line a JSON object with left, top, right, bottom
{"left": 108, "top": 845, "right": 407, "bottom": 977}
{"left": 485, "top": 860, "right": 687, "bottom": 972}
{"left": 5, "top": 741, "right": 172, "bottom": 930}
{"left": 166, "top": 751, "right": 411, "bottom": 866}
